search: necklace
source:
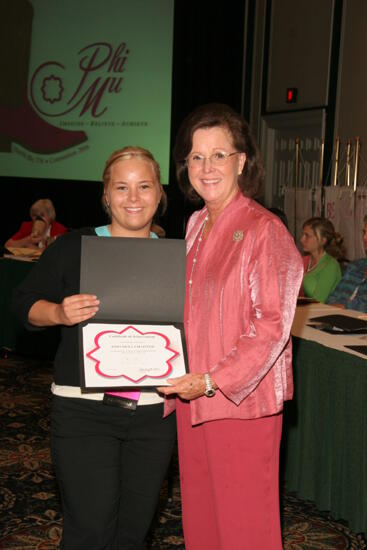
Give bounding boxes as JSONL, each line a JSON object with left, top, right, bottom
{"left": 188, "top": 215, "right": 209, "bottom": 301}
{"left": 307, "top": 252, "right": 325, "bottom": 272}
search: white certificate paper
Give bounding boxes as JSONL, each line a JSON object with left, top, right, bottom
{"left": 82, "top": 323, "right": 186, "bottom": 389}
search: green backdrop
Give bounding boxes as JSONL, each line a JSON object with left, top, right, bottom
{"left": 0, "top": 0, "right": 174, "bottom": 183}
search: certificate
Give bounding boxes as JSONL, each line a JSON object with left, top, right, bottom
{"left": 82, "top": 323, "right": 186, "bottom": 389}
{"left": 79, "top": 236, "right": 187, "bottom": 390}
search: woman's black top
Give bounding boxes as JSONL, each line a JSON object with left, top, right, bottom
{"left": 13, "top": 228, "right": 96, "bottom": 386}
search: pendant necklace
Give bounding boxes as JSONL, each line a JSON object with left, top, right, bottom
{"left": 188, "top": 215, "right": 209, "bottom": 302}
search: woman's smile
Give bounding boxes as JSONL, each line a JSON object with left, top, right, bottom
{"left": 105, "top": 158, "right": 162, "bottom": 237}
{"left": 188, "top": 126, "right": 245, "bottom": 218}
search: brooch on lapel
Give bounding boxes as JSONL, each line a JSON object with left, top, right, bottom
{"left": 233, "top": 230, "right": 244, "bottom": 242}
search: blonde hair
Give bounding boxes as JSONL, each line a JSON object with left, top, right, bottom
{"left": 30, "top": 199, "right": 56, "bottom": 222}
{"left": 303, "top": 217, "right": 346, "bottom": 261}
{"left": 102, "top": 146, "right": 167, "bottom": 217}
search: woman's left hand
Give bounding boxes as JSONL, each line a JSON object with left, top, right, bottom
{"left": 157, "top": 373, "right": 206, "bottom": 401}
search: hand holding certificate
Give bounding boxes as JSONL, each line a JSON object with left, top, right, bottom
{"left": 79, "top": 236, "right": 187, "bottom": 390}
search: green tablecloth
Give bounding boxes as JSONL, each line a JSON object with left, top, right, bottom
{"left": 0, "top": 257, "right": 59, "bottom": 357}
{"left": 282, "top": 336, "right": 367, "bottom": 534}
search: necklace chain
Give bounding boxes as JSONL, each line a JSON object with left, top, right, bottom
{"left": 188, "top": 215, "right": 209, "bottom": 301}
{"left": 307, "top": 251, "right": 325, "bottom": 272}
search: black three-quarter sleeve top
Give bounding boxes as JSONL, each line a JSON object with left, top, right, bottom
{"left": 13, "top": 228, "right": 96, "bottom": 386}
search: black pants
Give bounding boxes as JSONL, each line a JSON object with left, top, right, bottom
{"left": 51, "top": 396, "right": 176, "bottom": 550}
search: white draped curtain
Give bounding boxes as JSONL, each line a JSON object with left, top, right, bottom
{"left": 283, "top": 186, "right": 322, "bottom": 245}
{"left": 324, "top": 186, "right": 355, "bottom": 260}
{"left": 355, "top": 189, "right": 367, "bottom": 258}
{"left": 280, "top": 185, "right": 367, "bottom": 260}
{"left": 322, "top": 186, "right": 367, "bottom": 261}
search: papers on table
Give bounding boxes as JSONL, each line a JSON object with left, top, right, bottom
{"left": 308, "top": 314, "right": 367, "bottom": 334}
{"left": 292, "top": 303, "right": 367, "bottom": 360}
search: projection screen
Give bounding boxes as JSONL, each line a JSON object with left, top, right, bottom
{"left": 0, "top": 0, "right": 174, "bottom": 183}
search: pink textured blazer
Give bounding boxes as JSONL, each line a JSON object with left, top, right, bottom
{"left": 164, "top": 193, "right": 303, "bottom": 425}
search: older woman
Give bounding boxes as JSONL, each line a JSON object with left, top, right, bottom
{"left": 13, "top": 147, "right": 176, "bottom": 549}
{"left": 5, "top": 198, "right": 67, "bottom": 250}
{"left": 300, "top": 217, "right": 344, "bottom": 302}
{"left": 160, "top": 104, "right": 303, "bottom": 549}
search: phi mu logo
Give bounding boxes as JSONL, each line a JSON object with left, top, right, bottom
{"left": 30, "top": 42, "right": 130, "bottom": 118}
{"left": 0, "top": 3, "right": 130, "bottom": 157}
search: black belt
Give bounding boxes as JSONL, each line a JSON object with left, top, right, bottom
{"left": 103, "top": 394, "right": 138, "bottom": 410}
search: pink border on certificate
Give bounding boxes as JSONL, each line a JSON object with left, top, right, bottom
{"left": 86, "top": 325, "right": 179, "bottom": 383}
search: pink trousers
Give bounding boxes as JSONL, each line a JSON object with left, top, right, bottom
{"left": 176, "top": 399, "right": 283, "bottom": 550}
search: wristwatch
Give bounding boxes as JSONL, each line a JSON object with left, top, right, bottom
{"left": 204, "top": 373, "right": 216, "bottom": 397}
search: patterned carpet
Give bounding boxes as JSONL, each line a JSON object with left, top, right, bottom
{"left": 0, "top": 354, "right": 366, "bottom": 549}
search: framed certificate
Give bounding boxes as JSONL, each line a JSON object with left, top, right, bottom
{"left": 79, "top": 236, "right": 187, "bottom": 390}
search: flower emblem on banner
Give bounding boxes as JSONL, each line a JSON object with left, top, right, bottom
{"left": 41, "top": 75, "right": 64, "bottom": 104}
{"left": 86, "top": 325, "right": 179, "bottom": 383}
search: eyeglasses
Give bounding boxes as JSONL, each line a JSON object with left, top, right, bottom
{"left": 186, "top": 151, "right": 240, "bottom": 168}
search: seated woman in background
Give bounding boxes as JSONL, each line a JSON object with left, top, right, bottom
{"left": 326, "top": 215, "right": 367, "bottom": 312}
{"left": 5, "top": 198, "right": 67, "bottom": 250}
{"left": 300, "top": 217, "right": 344, "bottom": 303}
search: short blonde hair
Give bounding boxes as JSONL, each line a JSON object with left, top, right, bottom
{"left": 30, "top": 199, "right": 56, "bottom": 222}
{"left": 101, "top": 146, "right": 167, "bottom": 218}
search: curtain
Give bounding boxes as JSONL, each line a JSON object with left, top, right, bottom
{"left": 324, "top": 186, "right": 355, "bottom": 260}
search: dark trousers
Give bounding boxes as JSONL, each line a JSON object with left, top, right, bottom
{"left": 51, "top": 396, "right": 176, "bottom": 550}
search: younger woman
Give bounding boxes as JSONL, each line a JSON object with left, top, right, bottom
{"left": 14, "top": 147, "right": 176, "bottom": 549}
{"left": 300, "top": 217, "right": 344, "bottom": 302}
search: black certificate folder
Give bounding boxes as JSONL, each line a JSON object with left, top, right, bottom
{"left": 79, "top": 236, "right": 187, "bottom": 391}
{"left": 309, "top": 314, "right": 367, "bottom": 334}
{"left": 80, "top": 236, "right": 186, "bottom": 322}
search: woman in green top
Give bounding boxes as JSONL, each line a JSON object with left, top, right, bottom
{"left": 300, "top": 217, "right": 345, "bottom": 302}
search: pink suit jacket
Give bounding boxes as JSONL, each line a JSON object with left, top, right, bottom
{"left": 164, "top": 193, "right": 303, "bottom": 425}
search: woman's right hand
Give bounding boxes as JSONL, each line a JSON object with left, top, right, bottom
{"left": 56, "top": 294, "right": 100, "bottom": 326}
{"left": 28, "top": 295, "right": 100, "bottom": 327}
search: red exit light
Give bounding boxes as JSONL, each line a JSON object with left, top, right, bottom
{"left": 286, "top": 88, "right": 298, "bottom": 103}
